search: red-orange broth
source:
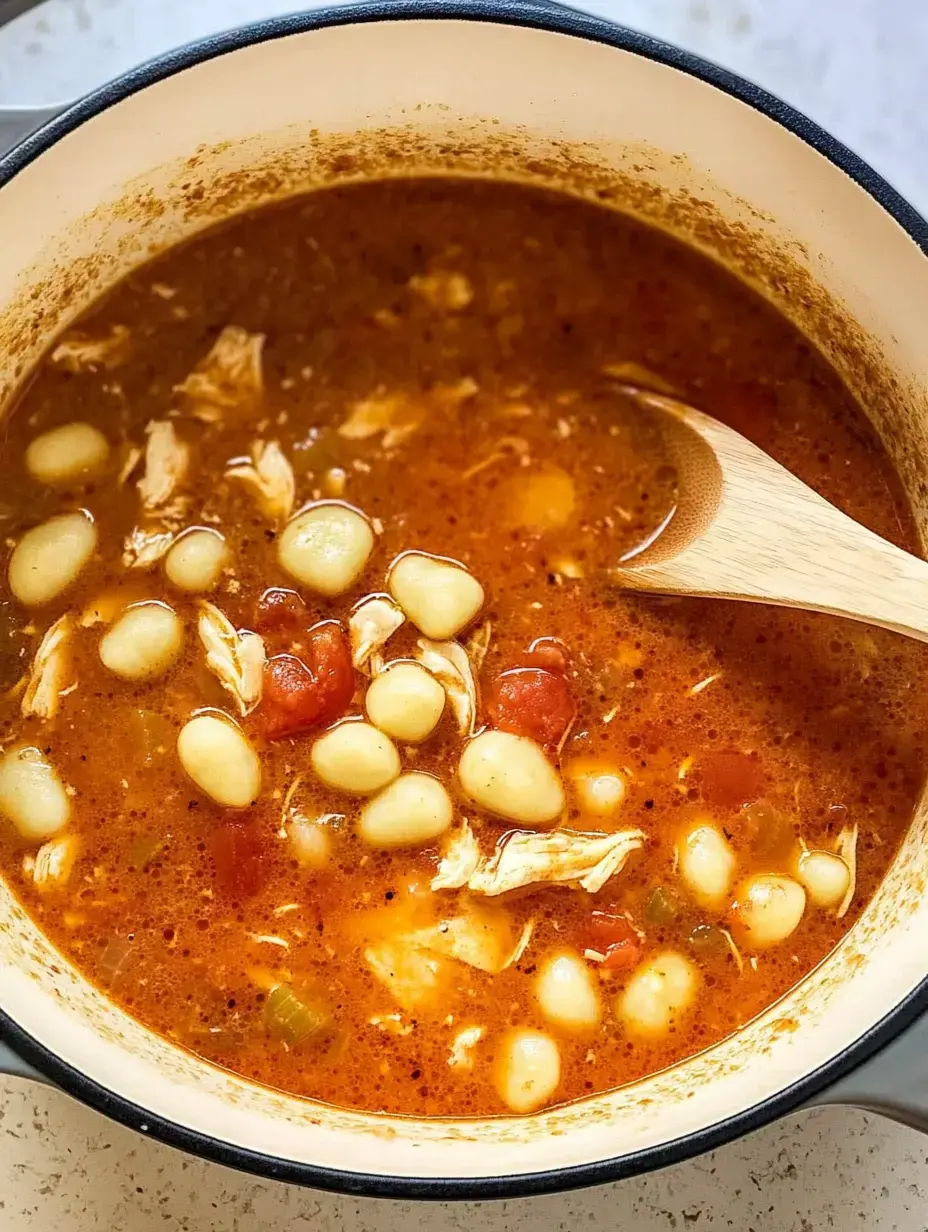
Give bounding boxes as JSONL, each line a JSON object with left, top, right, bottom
{"left": 0, "top": 177, "right": 925, "bottom": 1117}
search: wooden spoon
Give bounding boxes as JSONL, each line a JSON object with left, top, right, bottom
{"left": 615, "top": 389, "right": 928, "bottom": 643}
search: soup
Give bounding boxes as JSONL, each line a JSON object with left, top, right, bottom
{"left": 0, "top": 178, "right": 925, "bottom": 1118}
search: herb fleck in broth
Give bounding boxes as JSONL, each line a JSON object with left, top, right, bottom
{"left": 0, "top": 177, "right": 924, "bottom": 1116}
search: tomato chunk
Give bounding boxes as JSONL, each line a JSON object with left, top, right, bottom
{"left": 488, "top": 665, "right": 573, "bottom": 750}
{"left": 210, "top": 820, "right": 267, "bottom": 899}
{"left": 254, "top": 587, "right": 308, "bottom": 635}
{"left": 700, "top": 750, "right": 764, "bottom": 809}
{"left": 524, "top": 637, "right": 569, "bottom": 675}
{"left": 260, "top": 621, "right": 354, "bottom": 740}
{"left": 587, "top": 911, "right": 642, "bottom": 971}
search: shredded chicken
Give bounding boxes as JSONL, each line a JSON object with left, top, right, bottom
{"left": 408, "top": 270, "right": 474, "bottom": 311}
{"left": 365, "top": 905, "right": 529, "bottom": 1011}
{"left": 369, "top": 1013, "right": 416, "bottom": 1037}
{"left": 602, "top": 361, "right": 679, "bottom": 395}
{"left": 835, "top": 823, "right": 859, "bottom": 919}
{"left": 414, "top": 637, "right": 478, "bottom": 735}
{"left": 26, "top": 834, "right": 80, "bottom": 892}
{"left": 338, "top": 392, "right": 422, "bottom": 450}
{"left": 175, "top": 325, "right": 265, "bottom": 422}
{"left": 448, "top": 1025, "right": 484, "bottom": 1070}
{"left": 431, "top": 820, "right": 482, "bottom": 891}
{"left": 432, "top": 822, "right": 645, "bottom": 896}
{"left": 122, "top": 526, "right": 174, "bottom": 569}
{"left": 22, "top": 614, "right": 73, "bottom": 721}
{"left": 51, "top": 325, "right": 130, "bottom": 372}
{"left": 197, "top": 601, "right": 265, "bottom": 716}
{"left": 364, "top": 940, "right": 446, "bottom": 1012}
{"left": 225, "top": 440, "right": 295, "bottom": 525}
{"left": 137, "top": 420, "right": 189, "bottom": 513}
{"left": 465, "top": 620, "right": 493, "bottom": 673}
{"left": 349, "top": 595, "right": 405, "bottom": 671}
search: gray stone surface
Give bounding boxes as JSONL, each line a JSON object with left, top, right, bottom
{"left": 0, "top": 1, "right": 926, "bottom": 1228}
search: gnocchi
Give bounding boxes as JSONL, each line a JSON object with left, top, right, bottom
{"left": 365, "top": 661, "right": 445, "bottom": 742}
{"left": 0, "top": 745, "right": 71, "bottom": 840}
{"left": 177, "top": 713, "right": 261, "bottom": 808}
{"left": 310, "top": 721, "right": 401, "bottom": 795}
{"left": 458, "top": 730, "right": 564, "bottom": 826}
{"left": 678, "top": 821, "right": 736, "bottom": 909}
{"left": 25, "top": 422, "right": 110, "bottom": 487}
{"left": 278, "top": 502, "right": 374, "bottom": 597}
{"left": 535, "top": 952, "right": 601, "bottom": 1033}
{"left": 99, "top": 601, "right": 184, "bottom": 681}
{"left": 165, "top": 528, "right": 228, "bottom": 592}
{"left": 388, "top": 552, "right": 484, "bottom": 640}
{"left": 9, "top": 511, "right": 98, "bottom": 606}
{"left": 796, "top": 849, "right": 851, "bottom": 910}
{"left": 732, "top": 875, "right": 806, "bottom": 948}
{"left": 358, "top": 773, "right": 453, "bottom": 848}
{"left": 617, "top": 951, "right": 699, "bottom": 1038}
{"left": 495, "top": 1029, "right": 561, "bottom": 1114}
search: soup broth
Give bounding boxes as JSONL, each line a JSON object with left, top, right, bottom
{"left": 0, "top": 177, "right": 924, "bottom": 1117}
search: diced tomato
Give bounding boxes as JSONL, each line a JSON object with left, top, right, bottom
{"left": 488, "top": 664, "right": 573, "bottom": 750}
{"left": 524, "top": 637, "right": 569, "bottom": 675}
{"left": 700, "top": 750, "right": 764, "bottom": 809}
{"left": 254, "top": 587, "right": 308, "bottom": 635}
{"left": 260, "top": 621, "right": 354, "bottom": 740}
{"left": 587, "top": 911, "right": 642, "bottom": 970}
{"left": 210, "top": 820, "right": 267, "bottom": 899}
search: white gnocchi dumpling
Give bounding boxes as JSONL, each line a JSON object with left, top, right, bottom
{"left": 458, "top": 730, "right": 564, "bottom": 826}
{"left": 277, "top": 502, "right": 374, "bottom": 597}
{"left": 177, "top": 713, "right": 261, "bottom": 808}
{"left": 99, "top": 601, "right": 184, "bottom": 681}
{"left": 566, "top": 758, "right": 626, "bottom": 816}
{"left": 677, "top": 821, "right": 736, "bottom": 909}
{"left": 0, "top": 745, "right": 71, "bottom": 840}
{"left": 311, "top": 721, "right": 400, "bottom": 795}
{"left": 165, "top": 528, "right": 228, "bottom": 593}
{"left": 617, "top": 950, "right": 699, "bottom": 1038}
{"left": 495, "top": 1028, "right": 561, "bottom": 1114}
{"left": 535, "top": 951, "right": 602, "bottom": 1033}
{"left": 388, "top": 551, "right": 484, "bottom": 640}
{"left": 358, "top": 773, "right": 453, "bottom": 848}
{"left": 732, "top": 874, "right": 806, "bottom": 947}
{"left": 365, "top": 661, "right": 445, "bottom": 742}
{"left": 9, "top": 511, "right": 98, "bottom": 607}
{"left": 25, "top": 422, "right": 110, "bottom": 487}
{"left": 796, "top": 849, "right": 850, "bottom": 909}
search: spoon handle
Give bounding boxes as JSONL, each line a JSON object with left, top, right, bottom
{"left": 617, "top": 398, "right": 928, "bottom": 643}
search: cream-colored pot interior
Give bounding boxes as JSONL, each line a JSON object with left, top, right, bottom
{"left": 1, "top": 10, "right": 928, "bottom": 1185}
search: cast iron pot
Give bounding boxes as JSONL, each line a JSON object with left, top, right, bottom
{"left": 0, "top": 0, "right": 927, "bottom": 1201}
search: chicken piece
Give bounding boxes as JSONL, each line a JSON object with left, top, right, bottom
{"left": 349, "top": 595, "right": 405, "bottom": 672}
{"left": 225, "top": 440, "right": 295, "bottom": 526}
{"left": 51, "top": 325, "right": 130, "bottom": 372}
{"left": 137, "top": 421, "right": 189, "bottom": 514}
{"left": 175, "top": 325, "right": 265, "bottom": 423}
{"left": 25, "top": 834, "right": 80, "bottom": 892}
{"left": 414, "top": 637, "right": 478, "bottom": 735}
{"left": 432, "top": 824, "right": 645, "bottom": 896}
{"left": 122, "top": 527, "right": 174, "bottom": 569}
{"left": 198, "top": 601, "right": 265, "bottom": 716}
{"left": 22, "top": 614, "right": 73, "bottom": 721}
{"left": 338, "top": 392, "right": 422, "bottom": 450}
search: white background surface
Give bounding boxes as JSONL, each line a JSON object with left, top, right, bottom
{"left": 1, "top": 1, "right": 927, "bottom": 1228}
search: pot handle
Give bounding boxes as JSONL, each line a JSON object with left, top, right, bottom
{"left": 0, "top": 1038, "right": 48, "bottom": 1084}
{"left": 811, "top": 1011, "right": 928, "bottom": 1131}
{"left": 0, "top": 106, "right": 63, "bottom": 159}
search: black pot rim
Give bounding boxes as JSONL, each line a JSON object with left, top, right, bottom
{"left": 1, "top": 0, "right": 927, "bottom": 1202}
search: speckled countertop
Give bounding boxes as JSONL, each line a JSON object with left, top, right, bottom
{"left": 2, "top": 1, "right": 928, "bottom": 1228}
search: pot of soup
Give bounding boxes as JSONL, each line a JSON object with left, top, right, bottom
{"left": 0, "top": 0, "right": 927, "bottom": 1198}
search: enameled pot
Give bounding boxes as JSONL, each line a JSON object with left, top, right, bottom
{"left": 1, "top": 0, "right": 928, "bottom": 1200}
